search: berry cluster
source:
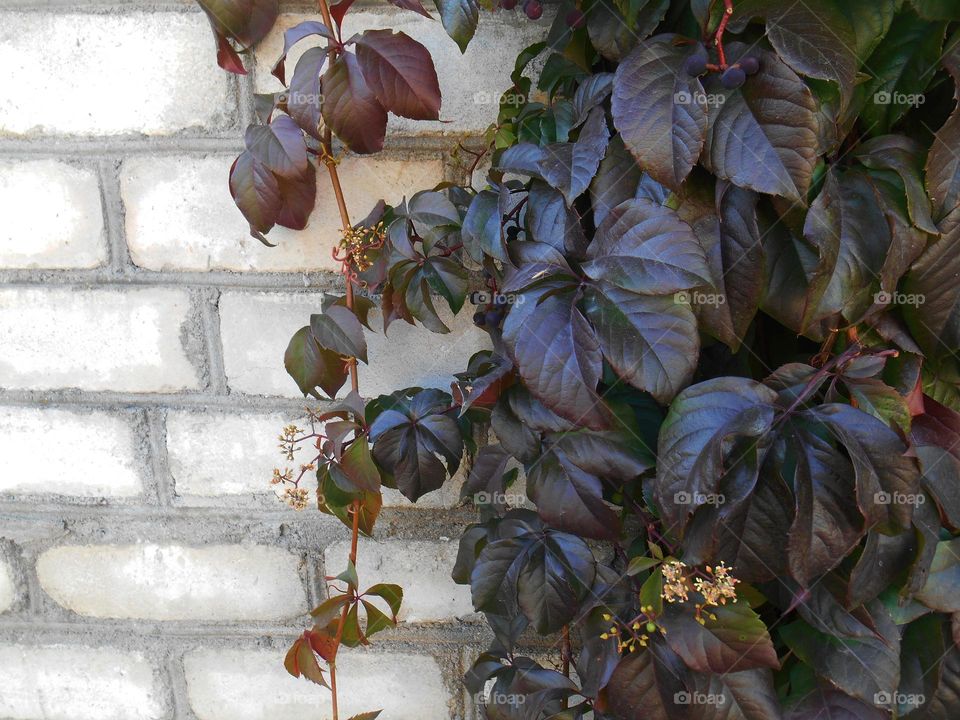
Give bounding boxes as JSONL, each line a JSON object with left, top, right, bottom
{"left": 471, "top": 289, "right": 508, "bottom": 328}
{"left": 498, "top": 0, "right": 543, "bottom": 20}
{"left": 682, "top": 42, "right": 760, "bottom": 89}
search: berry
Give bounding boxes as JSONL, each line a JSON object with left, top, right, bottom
{"left": 485, "top": 309, "right": 504, "bottom": 327}
{"left": 565, "top": 8, "right": 585, "bottom": 29}
{"left": 500, "top": 0, "right": 517, "bottom": 8}
{"left": 683, "top": 44, "right": 708, "bottom": 77}
{"left": 524, "top": 0, "right": 543, "bottom": 19}
{"left": 721, "top": 65, "right": 746, "bottom": 89}
{"left": 506, "top": 226, "right": 520, "bottom": 240}
{"left": 473, "top": 310, "right": 487, "bottom": 327}
{"left": 646, "top": 622, "right": 657, "bottom": 633}
{"left": 739, "top": 55, "right": 760, "bottom": 75}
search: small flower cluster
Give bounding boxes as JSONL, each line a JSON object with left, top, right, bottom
{"left": 336, "top": 222, "right": 386, "bottom": 273}
{"left": 662, "top": 560, "right": 739, "bottom": 625}
{"left": 282, "top": 486, "right": 310, "bottom": 510}
{"left": 271, "top": 411, "right": 326, "bottom": 511}
{"left": 278, "top": 424, "right": 304, "bottom": 461}
{"left": 599, "top": 606, "right": 662, "bottom": 653}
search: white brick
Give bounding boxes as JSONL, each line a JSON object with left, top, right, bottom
{"left": 0, "top": 407, "right": 141, "bottom": 497}
{"left": 0, "top": 645, "right": 164, "bottom": 720}
{"left": 255, "top": 11, "right": 547, "bottom": 135}
{"left": 0, "top": 160, "right": 105, "bottom": 269}
{"left": 0, "top": 12, "right": 232, "bottom": 136}
{"left": 0, "top": 558, "right": 14, "bottom": 613}
{"left": 219, "top": 291, "right": 488, "bottom": 397}
{"left": 324, "top": 539, "right": 473, "bottom": 622}
{"left": 167, "top": 410, "right": 289, "bottom": 500}
{"left": 37, "top": 544, "right": 307, "bottom": 621}
{"left": 121, "top": 154, "right": 442, "bottom": 272}
{"left": 0, "top": 287, "right": 200, "bottom": 392}
{"left": 184, "top": 648, "right": 450, "bottom": 720}
{"left": 166, "top": 410, "right": 463, "bottom": 508}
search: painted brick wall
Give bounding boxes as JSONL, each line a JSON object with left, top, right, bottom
{"left": 0, "top": 3, "right": 547, "bottom": 718}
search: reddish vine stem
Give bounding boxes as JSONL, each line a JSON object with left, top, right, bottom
{"left": 313, "top": 2, "right": 362, "bottom": 717}
{"left": 713, "top": 0, "right": 734, "bottom": 69}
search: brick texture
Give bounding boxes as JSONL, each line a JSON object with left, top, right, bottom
{"left": 219, "top": 290, "right": 488, "bottom": 398}
{"left": 37, "top": 544, "right": 308, "bottom": 621}
{"left": 0, "top": 645, "right": 165, "bottom": 720}
{"left": 324, "top": 539, "right": 474, "bottom": 622}
{"left": 0, "top": 11, "right": 233, "bottom": 136}
{"left": 184, "top": 649, "right": 451, "bottom": 720}
{"left": 0, "top": 160, "right": 106, "bottom": 269}
{"left": 0, "top": 407, "right": 142, "bottom": 497}
{"left": 0, "top": 287, "right": 201, "bottom": 392}
{"left": 121, "top": 154, "right": 444, "bottom": 273}
{"left": 0, "top": 3, "right": 542, "bottom": 718}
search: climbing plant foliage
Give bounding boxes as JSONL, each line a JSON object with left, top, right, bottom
{"left": 200, "top": 0, "right": 960, "bottom": 716}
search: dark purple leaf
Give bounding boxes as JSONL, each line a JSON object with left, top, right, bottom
{"left": 284, "top": 326, "right": 348, "bottom": 399}
{"left": 354, "top": 30, "right": 441, "bottom": 121}
{"left": 229, "top": 150, "right": 281, "bottom": 238}
{"left": 245, "top": 115, "right": 309, "bottom": 179}
{"left": 322, "top": 51, "right": 388, "bottom": 154}
{"left": 287, "top": 47, "right": 325, "bottom": 139}
{"left": 275, "top": 162, "right": 317, "bottom": 230}
{"left": 270, "top": 21, "right": 334, "bottom": 83}
{"left": 537, "top": 107, "right": 610, "bottom": 206}
{"left": 310, "top": 304, "right": 368, "bottom": 363}
{"left": 611, "top": 34, "right": 708, "bottom": 190}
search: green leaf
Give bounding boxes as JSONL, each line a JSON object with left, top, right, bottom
{"left": 915, "top": 539, "right": 960, "bottom": 611}
{"left": 310, "top": 305, "right": 368, "bottom": 363}
{"left": 536, "top": 107, "right": 610, "bottom": 206}
{"left": 420, "top": 257, "right": 468, "bottom": 314}
{"left": 626, "top": 556, "right": 660, "bottom": 575}
{"left": 432, "top": 0, "right": 478, "bottom": 53}
{"left": 660, "top": 599, "right": 780, "bottom": 673}
{"left": 340, "top": 436, "right": 380, "bottom": 492}
{"left": 284, "top": 326, "right": 348, "bottom": 399}
{"left": 611, "top": 34, "right": 708, "bottom": 190}
{"left": 858, "top": 10, "right": 946, "bottom": 136}
{"left": 364, "top": 583, "right": 403, "bottom": 617}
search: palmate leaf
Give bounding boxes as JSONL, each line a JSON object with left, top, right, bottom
{"left": 469, "top": 512, "right": 596, "bottom": 634}
{"left": 785, "top": 686, "right": 888, "bottom": 720}
{"left": 611, "top": 34, "right": 709, "bottom": 191}
{"left": 702, "top": 46, "right": 818, "bottom": 202}
{"left": 368, "top": 388, "right": 463, "bottom": 501}
{"left": 688, "top": 668, "right": 783, "bottom": 720}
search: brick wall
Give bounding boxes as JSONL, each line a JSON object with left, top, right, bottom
{"left": 0, "top": 3, "right": 546, "bottom": 718}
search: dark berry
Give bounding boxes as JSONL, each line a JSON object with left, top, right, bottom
{"left": 473, "top": 310, "right": 487, "bottom": 327}
{"left": 683, "top": 44, "right": 708, "bottom": 77}
{"left": 506, "top": 226, "right": 520, "bottom": 240}
{"left": 565, "top": 8, "right": 585, "bottom": 28}
{"left": 739, "top": 55, "right": 760, "bottom": 75}
{"left": 485, "top": 309, "right": 504, "bottom": 327}
{"left": 525, "top": 0, "right": 543, "bottom": 20}
{"left": 721, "top": 66, "right": 747, "bottom": 89}
{"left": 501, "top": 0, "right": 517, "bottom": 8}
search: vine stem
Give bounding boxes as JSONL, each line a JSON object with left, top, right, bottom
{"left": 313, "top": 2, "right": 361, "bottom": 718}
{"left": 316, "top": 0, "right": 359, "bottom": 395}
{"left": 713, "top": 0, "right": 734, "bottom": 69}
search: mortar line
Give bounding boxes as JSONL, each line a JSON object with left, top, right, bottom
{"left": 146, "top": 408, "right": 176, "bottom": 506}
{"left": 197, "top": 288, "right": 230, "bottom": 396}
{"left": 163, "top": 647, "right": 195, "bottom": 720}
{"left": 0, "top": 269, "right": 347, "bottom": 290}
{"left": 96, "top": 156, "right": 134, "bottom": 274}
